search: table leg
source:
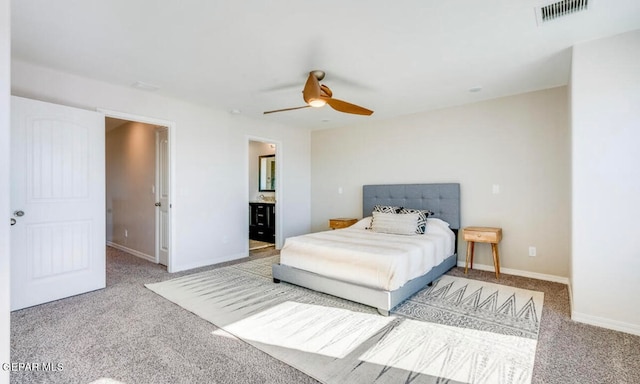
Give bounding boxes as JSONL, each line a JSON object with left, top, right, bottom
{"left": 491, "top": 243, "right": 500, "bottom": 279}
{"left": 470, "top": 242, "right": 475, "bottom": 269}
{"left": 465, "top": 241, "right": 474, "bottom": 274}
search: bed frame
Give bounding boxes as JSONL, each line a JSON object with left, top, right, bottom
{"left": 272, "top": 183, "right": 460, "bottom": 315}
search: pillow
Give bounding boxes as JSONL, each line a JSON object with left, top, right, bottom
{"left": 350, "top": 217, "right": 372, "bottom": 229}
{"left": 372, "top": 204, "right": 402, "bottom": 214}
{"left": 369, "top": 205, "right": 403, "bottom": 228}
{"left": 399, "top": 208, "right": 433, "bottom": 234}
{"left": 427, "top": 217, "right": 450, "bottom": 229}
{"left": 370, "top": 211, "right": 419, "bottom": 235}
{"left": 425, "top": 218, "right": 452, "bottom": 235}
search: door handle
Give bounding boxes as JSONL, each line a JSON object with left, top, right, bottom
{"left": 14, "top": 210, "right": 25, "bottom": 217}
{"left": 10, "top": 218, "right": 16, "bottom": 226}
{"left": 155, "top": 202, "right": 161, "bottom": 207}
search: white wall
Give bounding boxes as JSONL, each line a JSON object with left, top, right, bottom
{"left": 311, "top": 87, "right": 571, "bottom": 279}
{"left": 11, "top": 60, "right": 311, "bottom": 272}
{"left": 106, "top": 121, "right": 157, "bottom": 259}
{"left": 0, "top": 0, "right": 10, "bottom": 381}
{"left": 571, "top": 29, "right": 640, "bottom": 335}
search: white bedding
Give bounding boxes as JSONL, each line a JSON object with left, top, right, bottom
{"left": 280, "top": 218, "right": 455, "bottom": 291}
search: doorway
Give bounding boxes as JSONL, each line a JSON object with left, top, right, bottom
{"left": 9, "top": 98, "right": 175, "bottom": 311}
{"left": 102, "top": 110, "right": 174, "bottom": 271}
{"left": 247, "top": 138, "right": 280, "bottom": 253}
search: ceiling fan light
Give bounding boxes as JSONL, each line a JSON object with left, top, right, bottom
{"left": 308, "top": 98, "right": 326, "bottom": 108}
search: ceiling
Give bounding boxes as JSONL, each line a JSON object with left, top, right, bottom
{"left": 11, "top": 1, "right": 640, "bottom": 130}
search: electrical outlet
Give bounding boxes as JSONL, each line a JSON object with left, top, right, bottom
{"left": 529, "top": 246, "right": 536, "bottom": 257}
{"left": 125, "top": 229, "right": 128, "bottom": 238}
{"left": 492, "top": 184, "right": 500, "bottom": 194}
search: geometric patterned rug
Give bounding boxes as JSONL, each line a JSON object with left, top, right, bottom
{"left": 146, "top": 256, "right": 544, "bottom": 384}
{"left": 396, "top": 275, "right": 543, "bottom": 339}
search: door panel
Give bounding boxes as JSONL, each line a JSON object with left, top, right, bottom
{"left": 11, "top": 96, "right": 105, "bottom": 311}
{"left": 28, "top": 221, "right": 90, "bottom": 278}
{"left": 29, "top": 119, "right": 89, "bottom": 199}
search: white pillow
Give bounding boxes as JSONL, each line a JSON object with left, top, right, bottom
{"left": 371, "top": 212, "right": 419, "bottom": 235}
{"left": 425, "top": 218, "right": 452, "bottom": 235}
{"left": 350, "top": 217, "right": 372, "bottom": 229}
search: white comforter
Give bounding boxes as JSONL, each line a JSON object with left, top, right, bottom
{"left": 280, "top": 218, "right": 455, "bottom": 291}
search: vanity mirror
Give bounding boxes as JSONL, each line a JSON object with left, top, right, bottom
{"left": 259, "top": 154, "right": 276, "bottom": 192}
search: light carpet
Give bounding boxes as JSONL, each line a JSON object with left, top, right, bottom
{"left": 146, "top": 256, "right": 544, "bottom": 384}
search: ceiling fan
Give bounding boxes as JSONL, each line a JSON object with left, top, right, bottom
{"left": 264, "top": 70, "right": 373, "bottom": 116}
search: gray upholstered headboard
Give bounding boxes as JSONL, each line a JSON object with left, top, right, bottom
{"left": 363, "top": 183, "right": 461, "bottom": 229}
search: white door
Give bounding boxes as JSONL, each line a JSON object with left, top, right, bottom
{"left": 10, "top": 96, "right": 105, "bottom": 311}
{"left": 156, "top": 127, "right": 169, "bottom": 266}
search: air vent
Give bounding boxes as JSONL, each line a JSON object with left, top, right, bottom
{"left": 536, "top": 0, "right": 592, "bottom": 25}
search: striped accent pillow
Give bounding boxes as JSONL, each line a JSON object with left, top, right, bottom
{"left": 370, "top": 212, "right": 419, "bottom": 235}
{"left": 368, "top": 205, "right": 403, "bottom": 229}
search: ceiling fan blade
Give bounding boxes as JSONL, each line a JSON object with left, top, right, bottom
{"left": 302, "top": 72, "right": 321, "bottom": 104}
{"left": 319, "top": 84, "right": 333, "bottom": 98}
{"left": 325, "top": 98, "right": 374, "bottom": 116}
{"left": 263, "top": 105, "right": 311, "bottom": 115}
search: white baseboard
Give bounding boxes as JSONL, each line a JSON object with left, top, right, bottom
{"left": 456, "top": 261, "right": 569, "bottom": 284}
{"left": 171, "top": 252, "right": 248, "bottom": 273}
{"left": 571, "top": 311, "right": 640, "bottom": 337}
{"left": 107, "top": 241, "right": 156, "bottom": 263}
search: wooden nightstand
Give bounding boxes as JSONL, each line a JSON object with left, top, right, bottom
{"left": 329, "top": 218, "right": 358, "bottom": 230}
{"left": 463, "top": 226, "right": 503, "bottom": 279}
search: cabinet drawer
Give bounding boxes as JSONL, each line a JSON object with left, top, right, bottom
{"left": 250, "top": 226, "right": 273, "bottom": 242}
{"left": 463, "top": 227, "right": 502, "bottom": 243}
{"left": 254, "top": 205, "right": 268, "bottom": 214}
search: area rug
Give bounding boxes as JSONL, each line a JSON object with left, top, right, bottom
{"left": 146, "top": 256, "right": 544, "bottom": 384}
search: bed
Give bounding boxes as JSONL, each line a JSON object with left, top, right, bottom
{"left": 272, "top": 183, "right": 460, "bottom": 315}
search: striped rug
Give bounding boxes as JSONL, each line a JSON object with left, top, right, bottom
{"left": 146, "top": 256, "right": 544, "bottom": 384}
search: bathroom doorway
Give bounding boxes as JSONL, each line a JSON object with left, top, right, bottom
{"left": 248, "top": 139, "right": 277, "bottom": 252}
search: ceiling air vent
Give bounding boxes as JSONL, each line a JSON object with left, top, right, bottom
{"left": 536, "top": 0, "right": 592, "bottom": 25}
